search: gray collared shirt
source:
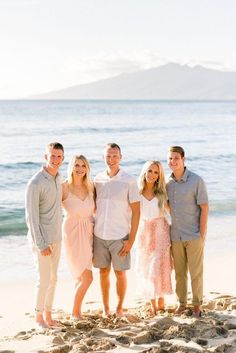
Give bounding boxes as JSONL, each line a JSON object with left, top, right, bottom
{"left": 25, "top": 167, "right": 62, "bottom": 250}
{"left": 166, "top": 168, "right": 208, "bottom": 241}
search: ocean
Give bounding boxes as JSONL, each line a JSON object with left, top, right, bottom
{"left": 0, "top": 100, "right": 236, "bottom": 280}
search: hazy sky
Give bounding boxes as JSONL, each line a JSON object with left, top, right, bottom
{"left": 0, "top": 0, "right": 235, "bottom": 98}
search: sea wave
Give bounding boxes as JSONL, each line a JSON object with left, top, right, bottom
{"left": 0, "top": 208, "right": 27, "bottom": 236}
{"left": 0, "top": 162, "right": 41, "bottom": 170}
{"left": 1, "top": 201, "right": 235, "bottom": 237}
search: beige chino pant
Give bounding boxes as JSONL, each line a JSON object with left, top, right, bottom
{"left": 171, "top": 237, "right": 204, "bottom": 306}
{"left": 33, "top": 241, "right": 61, "bottom": 313}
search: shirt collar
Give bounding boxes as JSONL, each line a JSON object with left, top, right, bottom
{"left": 105, "top": 168, "right": 123, "bottom": 180}
{"left": 169, "top": 167, "right": 189, "bottom": 182}
{"left": 41, "top": 167, "right": 60, "bottom": 180}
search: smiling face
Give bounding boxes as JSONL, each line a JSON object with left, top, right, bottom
{"left": 45, "top": 147, "right": 64, "bottom": 175}
{"left": 72, "top": 158, "right": 87, "bottom": 179}
{"left": 145, "top": 163, "right": 159, "bottom": 185}
{"left": 104, "top": 146, "right": 122, "bottom": 172}
{"left": 167, "top": 151, "right": 185, "bottom": 174}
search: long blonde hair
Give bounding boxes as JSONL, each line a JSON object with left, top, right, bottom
{"left": 138, "top": 160, "right": 168, "bottom": 210}
{"left": 67, "top": 155, "right": 94, "bottom": 194}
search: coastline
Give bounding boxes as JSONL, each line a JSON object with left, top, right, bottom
{"left": 1, "top": 251, "right": 236, "bottom": 353}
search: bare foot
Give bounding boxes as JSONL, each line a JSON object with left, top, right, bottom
{"left": 102, "top": 307, "right": 111, "bottom": 318}
{"left": 46, "top": 319, "right": 62, "bottom": 327}
{"left": 35, "top": 319, "right": 49, "bottom": 329}
{"left": 157, "top": 297, "right": 165, "bottom": 311}
{"left": 192, "top": 305, "right": 201, "bottom": 318}
{"left": 71, "top": 315, "right": 83, "bottom": 321}
{"left": 175, "top": 305, "right": 186, "bottom": 315}
{"left": 116, "top": 308, "right": 125, "bottom": 318}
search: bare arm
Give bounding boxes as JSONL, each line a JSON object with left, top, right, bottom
{"left": 119, "top": 201, "right": 140, "bottom": 256}
{"left": 62, "top": 181, "right": 69, "bottom": 201}
{"left": 199, "top": 203, "right": 209, "bottom": 240}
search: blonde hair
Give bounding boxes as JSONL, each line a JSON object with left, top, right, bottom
{"left": 138, "top": 160, "right": 168, "bottom": 210}
{"left": 67, "top": 155, "right": 94, "bottom": 193}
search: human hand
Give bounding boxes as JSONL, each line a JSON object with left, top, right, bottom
{"left": 119, "top": 240, "right": 132, "bottom": 257}
{"left": 40, "top": 246, "right": 52, "bottom": 256}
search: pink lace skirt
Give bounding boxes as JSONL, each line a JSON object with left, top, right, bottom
{"left": 135, "top": 217, "right": 173, "bottom": 298}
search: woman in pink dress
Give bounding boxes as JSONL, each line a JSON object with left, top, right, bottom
{"left": 62, "top": 155, "right": 95, "bottom": 320}
{"left": 136, "top": 160, "right": 172, "bottom": 315}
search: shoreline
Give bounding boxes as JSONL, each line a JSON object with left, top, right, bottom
{"left": 1, "top": 253, "right": 236, "bottom": 352}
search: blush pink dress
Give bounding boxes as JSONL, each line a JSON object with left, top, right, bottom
{"left": 135, "top": 195, "right": 173, "bottom": 299}
{"left": 62, "top": 192, "right": 94, "bottom": 279}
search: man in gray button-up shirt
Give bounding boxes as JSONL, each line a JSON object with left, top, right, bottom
{"left": 25, "top": 142, "right": 64, "bottom": 328}
{"left": 166, "top": 146, "right": 208, "bottom": 317}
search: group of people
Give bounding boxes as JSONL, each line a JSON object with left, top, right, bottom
{"left": 25, "top": 142, "right": 208, "bottom": 329}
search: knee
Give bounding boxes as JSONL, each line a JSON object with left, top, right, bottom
{"left": 115, "top": 270, "right": 126, "bottom": 280}
{"left": 100, "top": 267, "right": 110, "bottom": 278}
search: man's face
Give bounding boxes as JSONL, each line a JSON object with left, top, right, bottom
{"left": 167, "top": 151, "right": 185, "bottom": 173}
{"left": 45, "top": 147, "right": 64, "bottom": 172}
{"left": 104, "top": 147, "right": 121, "bottom": 170}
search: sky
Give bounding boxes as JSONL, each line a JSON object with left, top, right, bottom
{"left": 0, "top": 0, "right": 236, "bottom": 99}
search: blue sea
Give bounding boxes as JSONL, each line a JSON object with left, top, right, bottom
{"left": 0, "top": 100, "right": 236, "bottom": 280}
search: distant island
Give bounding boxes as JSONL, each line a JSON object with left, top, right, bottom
{"left": 30, "top": 63, "right": 236, "bottom": 100}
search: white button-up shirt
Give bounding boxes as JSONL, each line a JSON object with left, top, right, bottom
{"left": 94, "top": 169, "right": 140, "bottom": 240}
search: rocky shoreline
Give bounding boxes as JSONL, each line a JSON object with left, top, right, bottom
{"left": 1, "top": 294, "right": 236, "bottom": 353}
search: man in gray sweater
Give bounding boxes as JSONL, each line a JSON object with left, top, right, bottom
{"left": 25, "top": 142, "right": 64, "bottom": 328}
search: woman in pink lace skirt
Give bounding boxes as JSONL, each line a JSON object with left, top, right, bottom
{"left": 136, "top": 160, "right": 173, "bottom": 315}
{"left": 62, "top": 155, "right": 95, "bottom": 320}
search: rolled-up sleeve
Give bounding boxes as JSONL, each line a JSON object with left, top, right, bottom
{"left": 128, "top": 180, "right": 141, "bottom": 204}
{"left": 196, "top": 178, "right": 208, "bottom": 205}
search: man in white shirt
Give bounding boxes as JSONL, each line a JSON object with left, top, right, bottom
{"left": 94, "top": 143, "right": 140, "bottom": 317}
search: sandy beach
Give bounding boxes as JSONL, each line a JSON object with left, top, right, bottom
{"left": 1, "top": 250, "right": 236, "bottom": 353}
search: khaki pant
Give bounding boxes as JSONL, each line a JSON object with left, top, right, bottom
{"left": 171, "top": 237, "right": 204, "bottom": 306}
{"left": 33, "top": 241, "right": 61, "bottom": 313}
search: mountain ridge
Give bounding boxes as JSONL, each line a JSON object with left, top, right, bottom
{"left": 30, "top": 63, "right": 236, "bottom": 100}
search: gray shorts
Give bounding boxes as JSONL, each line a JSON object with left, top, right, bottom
{"left": 93, "top": 235, "right": 131, "bottom": 271}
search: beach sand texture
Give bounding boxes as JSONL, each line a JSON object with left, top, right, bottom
{"left": 1, "top": 253, "right": 236, "bottom": 353}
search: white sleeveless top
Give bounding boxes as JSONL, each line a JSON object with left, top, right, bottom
{"left": 140, "top": 195, "right": 161, "bottom": 220}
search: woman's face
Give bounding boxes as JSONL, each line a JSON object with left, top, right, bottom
{"left": 145, "top": 163, "right": 159, "bottom": 184}
{"left": 72, "top": 159, "right": 87, "bottom": 178}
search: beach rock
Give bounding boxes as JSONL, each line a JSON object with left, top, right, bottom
{"left": 162, "top": 325, "right": 181, "bottom": 340}
{"left": 207, "top": 343, "right": 236, "bottom": 352}
{"left": 15, "top": 330, "right": 27, "bottom": 337}
{"left": 71, "top": 343, "right": 88, "bottom": 352}
{"left": 43, "top": 345, "right": 71, "bottom": 353}
{"left": 229, "top": 302, "right": 236, "bottom": 310}
{"left": 150, "top": 317, "right": 179, "bottom": 330}
{"left": 52, "top": 336, "right": 65, "bottom": 345}
{"left": 74, "top": 321, "right": 95, "bottom": 330}
{"left": 116, "top": 334, "right": 131, "bottom": 345}
{"left": 88, "top": 328, "right": 109, "bottom": 337}
{"left": 133, "top": 331, "right": 154, "bottom": 344}
{"left": 195, "top": 338, "right": 208, "bottom": 346}
{"left": 215, "top": 300, "right": 225, "bottom": 311}
{"left": 140, "top": 347, "right": 161, "bottom": 353}
{"left": 202, "top": 300, "right": 215, "bottom": 310}
{"left": 121, "top": 330, "right": 137, "bottom": 337}
{"left": 124, "top": 313, "right": 141, "bottom": 323}
{"left": 70, "top": 336, "right": 84, "bottom": 344}
{"left": 159, "top": 341, "right": 201, "bottom": 353}
{"left": 224, "top": 322, "right": 236, "bottom": 330}
{"left": 215, "top": 326, "right": 228, "bottom": 337}
{"left": 133, "top": 329, "right": 161, "bottom": 344}
{"left": 77, "top": 337, "right": 116, "bottom": 352}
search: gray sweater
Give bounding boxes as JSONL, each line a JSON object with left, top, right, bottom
{"left": 25, "top": 168, "right": 62, "bottom": 250}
